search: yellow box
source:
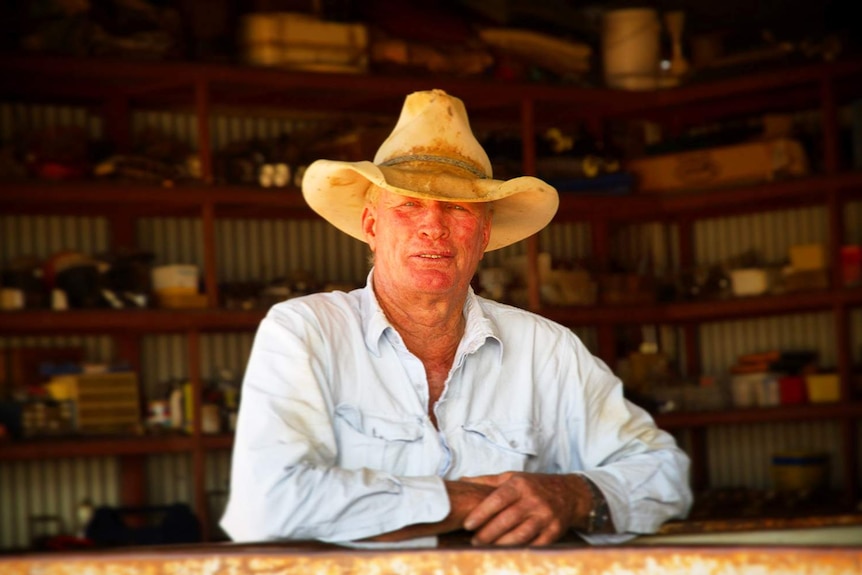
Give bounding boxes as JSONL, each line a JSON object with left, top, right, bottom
{"left": 627, "top": 138, "right": 809, "bottom": 194}
{"left": 790, "top": 244, "right": 827, "bottom": 271}
{"left": 805, "top": 373, "right": 841, "bottom": 403}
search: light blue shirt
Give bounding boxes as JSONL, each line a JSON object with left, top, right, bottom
{"left": 220, "top": 271, "right": 692, "bottom": 545}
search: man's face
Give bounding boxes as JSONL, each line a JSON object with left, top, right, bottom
{"left": 362, "top": 188, "right": 492, "bottom": 298}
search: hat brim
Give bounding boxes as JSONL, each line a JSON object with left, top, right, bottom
{"left": 301, "top": 159, "right": 559, "bottom": 252}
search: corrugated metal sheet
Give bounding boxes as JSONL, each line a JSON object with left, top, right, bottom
{"left": 136, "top": 218, "right": 204, "bottom": 269}
{"left": 845, "top": 201, "right": 861, "bottom": 243}
{"left": 0, "top": 335, "right": 114, "bottom": 364}
{"left": 215, "top": 218, "right": 369, "bottom": 285}
{"left": 613, "top": 221, "right": 673, "bottom": 275}
{"left": 695, "top": 206, "right": 828, "bottom": 265}
{"left": 854, "top": 309, "right": 862, "bottom": 365}
{"left": 699, "top": 313, "right": 835, "bottom": 375}
{"left": 204, "top": 450, "right": 232, "bottom": 539}
{"left": 539, "top": 221, "right": 592, "bottom": 264}
{"left": 132, "top": 111, "right": 199, "bottom": 149}
{"left": 139, "top": 334, "right": 190, "bottom": 398}
{"left": 200, "top": 333, "right": 255, "bottom": 382}
{"left": 0, "top": 457, "right": 118, "bottom": 551}
{"left": 0, "top": 103, "right": 103, "bottom": 141}
{"left": 707, "top": 421, "right": 844, "bottom": 490}
{"left": 145, "top": 454, "right": 192, "bottom": 507}
{"left": 0, "top": 215, "right": 110, "bottom": 263}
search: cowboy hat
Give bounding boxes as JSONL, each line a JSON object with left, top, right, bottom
{"left": 301, "top": 89, "right": 559, "bottom": 251}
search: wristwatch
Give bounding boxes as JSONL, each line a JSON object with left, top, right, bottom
{"left": 583, "top": 476, "right": 612, "bottom": 534}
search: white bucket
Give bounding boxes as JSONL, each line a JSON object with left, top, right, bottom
{"left": 602, "top": 8, "right": 661, "bottom": 90}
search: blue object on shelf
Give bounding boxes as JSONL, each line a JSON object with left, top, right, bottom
{"left": 548, "top": 172, "right": 635, "bottom": 195}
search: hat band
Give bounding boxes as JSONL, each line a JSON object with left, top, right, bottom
{"left": 379, "top": 154, "right": 488, "bottom": 179}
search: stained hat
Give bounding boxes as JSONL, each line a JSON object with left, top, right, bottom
{"left": 301, "top": 89, "right": 559, "bottom": 251}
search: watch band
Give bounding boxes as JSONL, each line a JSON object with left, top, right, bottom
{"left": 582, "top": 476, "right": 612, "bottom": 534}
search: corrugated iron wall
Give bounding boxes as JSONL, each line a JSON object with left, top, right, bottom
{"left": 0, "top": 457, "right": 119, "bottom": 550}
{"left": 707, "top": 421, "right": 845, "bottom": 490}
{"left": 2, "top": 103, "right": 860, "bottom": 548}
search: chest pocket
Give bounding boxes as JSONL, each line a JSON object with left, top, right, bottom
{"left": 333, "top": 404, "right": 425, "bottom": 475}
{"left": 461, "top": 421, "right": 540, "bottom": 474}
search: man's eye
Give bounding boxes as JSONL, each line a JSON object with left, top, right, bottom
{"left": 449, "top": 204, "right": 466, "bottom": 210}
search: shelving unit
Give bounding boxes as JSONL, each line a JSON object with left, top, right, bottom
{"left": 1, "top": 53, "right": 861, "bottom": 547}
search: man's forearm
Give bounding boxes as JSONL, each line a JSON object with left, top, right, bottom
{"left": 365, "top": 480, "right": 494, "bottom": 542}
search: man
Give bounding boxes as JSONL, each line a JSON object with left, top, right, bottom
{"left": 220, "top": 89, "right": 692, "bottom": 547}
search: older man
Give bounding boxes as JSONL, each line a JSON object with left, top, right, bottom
{"left": 220, "top": 89, "right": 691, "bottom": 547}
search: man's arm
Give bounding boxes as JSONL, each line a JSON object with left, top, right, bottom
{"left": 365, "top": 480, "right": 495, "bottom": 542}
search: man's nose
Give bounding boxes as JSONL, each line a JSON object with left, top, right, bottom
{"left": 418, "top": 203, "right": 449, "bottom": 239}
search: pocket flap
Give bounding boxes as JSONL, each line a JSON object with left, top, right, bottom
{"left": 334, "top": 404, "right": 424, "bottom": 442}
{"left": 463, "top": 421, "right": 539, "bottom": 455}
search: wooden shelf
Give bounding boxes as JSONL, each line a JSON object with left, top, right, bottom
{"left": 201, "top": 434, "right": 234, "bottom": 450}
{"left": 0, "top": 309, "right": 265, "bottom": 334}
{"left": 0, "top": 434, "right": 195, "bottom": 461}
{"left": 4, "top": 285, "right": 861, "bottom": 334}
{"left": 554, "top": 171, "right": 862, "bottom": 222}
{"left": 0, "top": 181, "right": 313, "bottom": 219}
{"left": 655, "top": 402, "right": 862, "bottom": 429}
{"left": 5, "top": 170, "right": 861, "bottom": 223}
{"left": 2, "top": 54, "right": 861, "bottom": 123}
{"left": 542, "top": 286, "right": 862, "bottom": 327}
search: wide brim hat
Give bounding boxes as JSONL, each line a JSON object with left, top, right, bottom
{"left": 301, "top": 89, "right": 559, "bottom": 251}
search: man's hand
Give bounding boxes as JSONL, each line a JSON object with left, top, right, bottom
{"left": 460, "top": 472, "right": 593, "bottom": 546}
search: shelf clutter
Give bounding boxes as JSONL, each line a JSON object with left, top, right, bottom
{"left": 0, "top": 346, "right": 240, "bottom": 445}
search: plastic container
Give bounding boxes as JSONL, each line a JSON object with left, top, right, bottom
{"left": 152, "top": 264, "right": 199, "bottom": 293}
{"left": 730, "top": 268, "right": 771, "bottom": 296}
{"left": 771, "top": 451, "right": 830, "bottom": 493}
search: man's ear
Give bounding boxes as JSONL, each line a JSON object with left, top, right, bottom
{"left": 480, "top": 208, "right": 493, "bottom": 253}
{"left": 361, "top": 205, "right": 377, "bottom": 251}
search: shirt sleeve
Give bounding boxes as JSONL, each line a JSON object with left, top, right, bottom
{"left": 219, "top": 305, "right": 450, "bottom": 543}
{"left": 565, "top": 334, "right": 693, "bottom": 538}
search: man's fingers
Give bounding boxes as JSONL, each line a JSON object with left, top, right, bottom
{"left": 472, "top": 509, "right": 540, "bottom": 546}
{"left": 462, "top": 481, "right": 518, "bottom": 531}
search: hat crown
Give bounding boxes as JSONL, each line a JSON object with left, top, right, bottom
{"left": 373, "top": 90, "right": 493, "bottom": 178}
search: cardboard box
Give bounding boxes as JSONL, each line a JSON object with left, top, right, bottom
{"left": 239, "top": 12, "right": 368, "bottom": 73}
{"left": 627, "top": 138, "right": 809, "bottom": 194}
{"left": 46, "top": 372, "right": 141, "bottom": 434}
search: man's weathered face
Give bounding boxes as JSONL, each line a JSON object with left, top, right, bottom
{"left": 362, "top": 187, "right": 492, "bottom": 299}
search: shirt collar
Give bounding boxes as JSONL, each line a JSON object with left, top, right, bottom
{"left": 360, "top": 268, "right": 502, "bottom": 361}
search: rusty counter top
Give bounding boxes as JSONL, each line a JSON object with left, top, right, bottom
{"left": 1, "top": 520, "right": 861, "bottom": 575}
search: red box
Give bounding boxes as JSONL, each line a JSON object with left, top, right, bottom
{"left": 842, "top": 245, "right": 862, "bottom": 286}
{"left": 779, "top": 376, "right": 807, "bottom": 404}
